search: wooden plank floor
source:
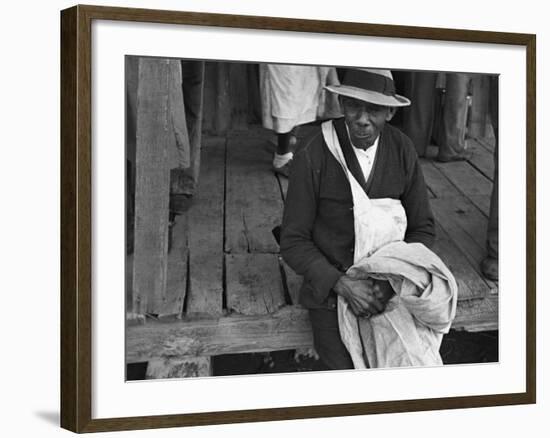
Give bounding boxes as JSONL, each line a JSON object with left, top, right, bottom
{"left": 127, "top": 128, "right": 498, "bottom": 342}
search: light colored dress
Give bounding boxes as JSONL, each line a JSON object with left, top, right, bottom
{"left": 260, "top": 64, "right": 341, "bottom": 134}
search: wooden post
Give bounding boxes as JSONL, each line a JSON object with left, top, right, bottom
{"left": 229, "top": 62, "right": 249, "bottom": 130}
{"left": 132, "top": 59, "right": 178, "bottom": 314}
{"left": 214, "top": 63, "right": 231, "bottom": 134}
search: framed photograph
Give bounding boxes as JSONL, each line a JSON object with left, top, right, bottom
{"left": 60, "top": 4, "right": 536, "bottom": 433}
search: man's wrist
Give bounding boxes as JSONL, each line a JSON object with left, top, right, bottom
{"left": 332, "top": 275, "right": 348, "bottom": 297}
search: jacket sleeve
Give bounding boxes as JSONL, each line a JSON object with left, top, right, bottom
{"left": 280, "top": 146, "right": 343, "bottom": 304}
{"left": 401, "top": 148, "right": 436, "bottom": 248}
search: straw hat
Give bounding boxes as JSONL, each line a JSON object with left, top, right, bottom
{"left": 325, "top": 68, "right": 411, "bottom": 107}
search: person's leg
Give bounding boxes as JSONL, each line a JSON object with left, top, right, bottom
{"left": 398, "top": 71, "right": 438, "bottom": 158}
{"left": 272, "top": 128, "right": 298, "bottom": 177}
{"left": 308, "top": 308, "right": 354, "bottom": 370}
{"left": 438, "top": 73, "right": 472, "bottom": 161}
{"left": 481, "top": 75, "right": 499, "bottom": 280}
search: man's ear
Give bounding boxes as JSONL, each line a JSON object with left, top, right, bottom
{"left": 385, "top": 107, "right": 397, "bottom": 122}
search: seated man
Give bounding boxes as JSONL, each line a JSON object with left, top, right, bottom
{"left": 280, "top": 68, "right": 435, "bottom": 370}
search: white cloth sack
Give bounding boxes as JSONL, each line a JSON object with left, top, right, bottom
{"left": 321, "top": 120, "right": 458, "bottom": 369}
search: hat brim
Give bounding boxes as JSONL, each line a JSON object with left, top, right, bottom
{"left": 325, "top": 85, "right": 411, "bottom": 107}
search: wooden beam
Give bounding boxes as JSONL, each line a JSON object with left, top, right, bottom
{"left": 146, "top": 356, "right": 212, "bottom": 379}
{"left": 126, "top": 306, "right": 313, "bottom": 363}
{"left": 126, "top": 295, "right": 498, "bottom": 364}
{"left": 226, "top": 253, "right": 286, "bottom": 315}
{"left": 452, "top": 294, "right": 498, "bottom": 332}
{"left": 185, "top": 138, "right": 225, "bottom": 316}
{"left": 132, "top": 59, "right": 178, "bottom": 314}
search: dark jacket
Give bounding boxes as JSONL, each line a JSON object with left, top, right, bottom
{"left": 280, "top": 118, "right": 435, "bottom": 309}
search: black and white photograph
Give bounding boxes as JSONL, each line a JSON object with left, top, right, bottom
{"left": 125, "top": 58, "right": 499, "bottom": 380}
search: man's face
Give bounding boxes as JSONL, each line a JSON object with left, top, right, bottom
{"left": 341, "top": 96, "right": 395, "bottom": 149}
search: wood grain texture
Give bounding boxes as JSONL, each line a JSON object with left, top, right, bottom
{"left": 126, "top": 306, "right": 313, "bottom": 362}
{"left": 226, "top": 254, "right": 286, "bottom": 315}
{"left": 146, "top": 357, "right": 212, "bottom": 378}
{"left": 132, "top": 58, "right": 174, "bottom": 314}
{"left": 468, "top": 194, "right": 491, "bottom": 217}
{"left": 60, "top": 6, "right": 78, "bottom": 432}
{"left": 432, "top": 224, "right": 489, "bottom": 300}
{"left": 433, "top": 159, "right": 492, "bottom": 197}
{"left": 225, "top": 138, "right": 282, "bottom": 253}
{"left": 466, "top": 138, "right": 495, "bottom": 181}
{"left": 158, "top": 214, "right": 188, "bottom": 317}
{"left": 420, "top": 159, "right": 459, "bottom": 198}
{"left": 453, "top": 294, "right": 498, "bottom": 332}
{"left": 186, "top": 138, "right": 225, "bottom": 316}
{"left": 125, "top": 295, "right": 498, "bottom": 365}
{"left": 431, "top": 196, "right": 498, "bottom": 294}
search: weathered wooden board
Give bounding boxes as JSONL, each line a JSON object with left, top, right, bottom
{"left": 420, "top": 159, "right": 460, "bottom": 198}
{"left": 146, "top": 356, "right": 212, "bottom": 379}
{"left": 433, "top": 224, "right": 489, "bottom": 301}
{"left": 469, "top": 194, "right": 491, "bottom": 218}
{"left": 185, "top": 139, "right": 225, "bottom": 317}
{"left": 157, "top": 214, "right": 188, "bottom": 318}
{"left": 466, "top": 138, "right": 495, "bottom": 181}
{"left": 453, "top": 294, "right": 498, "bottom": 332}
{"left": 433, "top": 159, "right": 492, "bottom": 197}
{"left": 126, "top": 306, "right": 313, "bottom": 362}
{"left": 432, "top": 196, "right": 488, "bottom": 254}
{"left": 132, "top": 58, "right": 176, "bottom": 314}
{"left": 473, "top": 134, "right": 496, "bottom": 154}
{"left": 421, "top": 157, "right": 492, "bottom": 216}
{"left": 225, "top": 138, "right": 283, "bottom": 253}
{"left": 431, "top": 196, "right": 498, "bottom": 294}
{"left": 226, "top": 253, "right": 286, "bottom": 315}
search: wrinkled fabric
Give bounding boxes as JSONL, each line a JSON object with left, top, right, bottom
{"left": 322, "top": 120, "right": 457, "bottom": 369}
{"left": 260, "top": 64, "right": 341, "bottom": 133}
{"left": 345, "top": 242, "right": 458, "bottom": 368}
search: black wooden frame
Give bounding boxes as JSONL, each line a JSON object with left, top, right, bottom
{"left": 60, "top": 4, "right": 536, "bottom": 432}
